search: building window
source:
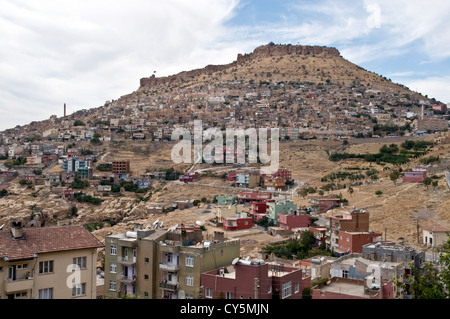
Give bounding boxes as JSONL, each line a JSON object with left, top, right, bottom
{"left": 72, "top": 283, "right": 86, "bottom": 297}
{"left": 15, "top": 292, "right": 27, "bottom": 299}
{"left": 226, "top": 292, "right": 233, "bottom": 299}
{"left": 109, "top": 281, "right": 116, "bottom": 291}
{"left": 268, "top": 286, "right": 272, "bottom": 294}
{"left": 110, "top": 245, "right": 117, "bottom": 256}
{"left": 145, "top": 257, "right": 150, "bottom": 263}
{"left": 346, "top": 237, "right": 349, "bottom": 242}
{"left": 73, "top": 257, "right": 87, "bottom": 269}
{"left": 38, "top": 288, "right": 53, "bottom": 299}
{"left": 282, "top": 282, "right": 292, "bottom": 299}
{"left": 185, "top": 294, "right": 194, "bottom": 299}
{"left": 205, "top": 288, "right": 213, "bottom": 298}
{"left": 144, "top": 292, "right": 149, "bottom": 297}
{"left": 144, "top": 274, "right": 149, "bottom": 280}
{"left": 39, "top": 260, "right": 54, "bottom": 274}
{"left": 295, "top": 283, "right": 299, "bottom": 293}
{"left": 343, "top": 270, "right": 349, "bottom": 278}
{"left": 186, "top": 276, "right": 194, "bottom": 286}
{"left": 110, "top": 263, "right": 117, "bottom": 273}
{"left": 185, "top": 256, "right": 194, "bottom": 267}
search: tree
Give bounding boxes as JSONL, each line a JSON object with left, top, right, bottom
{"left": 389, "top": 170, "right": 400, "bottom": 185}
{"left": 423, "top": 177, "right": 432, "bottom": 189}
{"left": 347, "top": 186, "right": 354, "bottom": 197}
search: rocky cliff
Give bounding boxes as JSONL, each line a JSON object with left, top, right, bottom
{"left": 139, "top": 44, "right": 341, "bottom": 89}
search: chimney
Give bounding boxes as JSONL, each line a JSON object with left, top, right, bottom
{"left": 11, "top": 222, "right": 23, "bottom": 239}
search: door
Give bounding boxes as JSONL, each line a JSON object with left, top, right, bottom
{"left": 7, "top": 266, "right": 16, "bottom": 281}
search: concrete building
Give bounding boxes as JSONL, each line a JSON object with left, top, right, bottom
{"left": 362, "top": 242, "right": 425, "bottom": 269}
{"left": 325, "top": 208, "right": 370, "bottom": 254}
{"left": 103, "top": 225, "right": 240, "bottom": 299}
{"left": 402, "top": 168, "right": 427, "bottom": 183}
{"left": 0, "top": 223, "right": 103, "bottom": 299}
{"left": 112, "top": 161, "right": 131, "bottom": 175}
{"left": 266, "top": 200, "right": 298, "bottom": 226}
{"left": 201, "top": 258, "right": 311, "bottom": 299}
{"left": 422, "top": 226, "right": 450, "bottom": 248}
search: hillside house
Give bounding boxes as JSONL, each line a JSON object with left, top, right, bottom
{"left": 422, "top": 226, "right": 450, "bottom": 248}
{"left": 201, "top": 259, "right": 311, "bottom": 299}
{"left": 402, "top": 169, "right": 427, "bottom": 183}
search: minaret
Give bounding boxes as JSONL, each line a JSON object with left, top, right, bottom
{"left": 421, "top": 104, "right": 424, "bottom": 119}
{"left": 64, "top": 103, "right": 66, "bottom": 117}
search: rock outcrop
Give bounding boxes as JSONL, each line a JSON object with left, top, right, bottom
{"left": 139, "top": 44, "right": 341, "bottom": 89}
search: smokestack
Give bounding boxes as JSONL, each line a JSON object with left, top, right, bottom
{"left": 64, "top": 103, "right": 66, "bottom": 117}
{"left": 11, "top": 222, "right": 23, "bottom": 239}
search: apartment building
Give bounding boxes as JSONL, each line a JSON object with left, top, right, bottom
{"left": 0, "top": 222, "right": 103, "bottom": 299}
{"left": 325, "top": 208, "right": 370, "bottom": 255}
{"left": 112, "top": 161, "right": 131, "bottom": 175}
{"left": 201, "top": 258, "right": 311, "bottom": 299}
{"left": 104, "top": 225, "right": 240, "bottom": 299}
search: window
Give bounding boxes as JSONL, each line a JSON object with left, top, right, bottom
{"left": 110, "top": 245, "right": 117, "bottom": 256}
{"left": 39, "top": 288, "right": 53, "bottom": 299}
{"left": 268, "top": 286, "right": 272, "bottom": 293}
{"left": 185, "top": 256, "right": 194, "bottom": 267}
{"left": 39, "top": 261, "right": 54, "bottom": 274}
{"left": 17, "top": 264, "right": 28, "bottom": 270}
{"left": 145, "top": 257, "right": 150, "bottom": 263}
{"left": 144, "top": 274, "right": 149, "bottom": 280}
{"left": 144, "top": 292, "right": 149, "bottom": 297}
{"left": 186, "top": 276, "right": 194, "bottom": 286}
{"left": 226, "top": 292, "right": 233, "bottom": 299}
{"left": 166, "top": 253, "right": 173, "bottom": 263}
{"left": 282, "top": 282, "right": 292, "bottom": 299}
{"left": 72, "top": 283, "right": 86, "bottom": 297}
{"left": 185, "top": 294, "right": 194, "bottom": 299}
{"left": 15, "top": 292, "right": 27, "bottom": 298}
{"left": 295, "top": 283, "right": 299, "bottom": 293}
{"left": 205, "top": 288, "right": 213, "bottom": 298}
{"left": 346, "top": 237, "right": 349, "bottom": 242}
{"left": 343, "top": 270, "right": 349, "bottom": 278}
{"left": 73, "top": 257, "right": 87, "bottom": 269}
{"left": 109, "top": 281, "right": 116, "bottom": 291}
{"left": 110, "top": 263, "right": 117, "bottom": 273}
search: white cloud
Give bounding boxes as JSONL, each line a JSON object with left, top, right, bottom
{"left": 0, "top": 0, "right": 240, "bottom": 130}
{"left": 403, "top": 76, "right": 450, "bottom": 104}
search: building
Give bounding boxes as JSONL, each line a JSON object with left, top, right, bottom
{"left": 179, "top": 172, "right": 199, "bottom": 183}
{"left": 237, "top": 192, "right": 272, "bottom": 203}
{"left": 423, "top": 226, "right": 450, "bottom": 248}
{"left": 272, "top": 168, "right": 292, "bottom": 180}
{"left": 236, "top": 171, "right": 261, "bottom": 188}
{"left": 63, "top": 158, "right": 91, "bottom": 173}
{"left": 77, "top": 167, "right": 93, "bottom": 180}
{"left": 362, "top": 242, "right": 425, "bottom": 268}
{"left": 215, "top": 195, "right": 237, "bottom": 206}
{"left": 278, "top": 212, "right": 312, "bottom": 231}
{"left": 112, "top": 161, "right": 131, "bottom": 175}
{"left": 325, "top": 208, "right": 370, "bottom": 254}
{"left": 336, "top": 231, "right": 382, "bottom": 254}
{"left": 201, "top": 258, "right": 311, "bottom": 299}
{"left": 311, "top": 277, "right": 393, "bottom": 299}
{"left": 402, "top": 168, "right": 427, "bottom": 183}
{"left": 309, "top": 196, "right": 341, "bottom": 214}
{"left": 103, "top": 225, "right": 240, "bottom": 299}
{"left": 416, "top": 117, "right": 448, "bottom": 132}
{"left": 263, "top": 176, "right": 286, "bottom": 191}
{"left": 0, "top": 222, "right": 103, "bottom": 299}
{"left": 266, "top": 200, "right": 298, "bottom": 226}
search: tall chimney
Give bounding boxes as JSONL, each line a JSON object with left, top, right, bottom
{"left": 64, "top": 103, "right": 67, "bottom": 117}
{"left": 11, "top": 222, "right": 23, "bottom": 239}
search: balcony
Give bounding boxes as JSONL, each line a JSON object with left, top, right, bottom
{"left": 159, "top": 263, "right": 179, "bottom": 272}
{"left": 4, "top": 278, "right": 34, "bottom": 293}
{"left": 117, "top": 257, "right": 136, "bottom": 266}
{"left": 117, "top": 274, "right": 136, "bottom": 284}
{"left": 159, "top": 282, "right": 178, "bottom": 291}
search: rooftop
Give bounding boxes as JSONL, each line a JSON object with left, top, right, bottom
{"left": 0, "top": 225, "right": 103, "bottom": 261}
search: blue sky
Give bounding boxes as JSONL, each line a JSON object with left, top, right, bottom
{"left": 1, "top": 0, "right": 449, "bottom": 131}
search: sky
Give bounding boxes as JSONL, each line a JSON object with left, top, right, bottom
{"left": 1, "top": 0, "right": 450, "bottom": 131}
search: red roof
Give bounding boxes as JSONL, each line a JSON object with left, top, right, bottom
{"left": 423, "top": 226, "right": 450, "bottom": 233}
{"left": 0, "top": 225, "right": 103, "bottom": 261}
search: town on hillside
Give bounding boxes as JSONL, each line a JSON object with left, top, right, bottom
{"left": 1, "top": 45, "right": 450, "bottom": 300}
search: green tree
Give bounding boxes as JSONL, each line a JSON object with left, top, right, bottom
{"left": 389, "top": 170, "right": 400, "bottom": 185}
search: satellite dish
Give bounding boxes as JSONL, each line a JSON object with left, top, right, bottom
{"left": 232, "top": 257, "right": 239, "bottom": 265}
{"left": 153, "top": 219, "right": 159, "bottom": 226}
{"left": 159, "top": 221, "right": 164, "bottom": 228}
{"left": 0, "top": 224, "right": 4, "bottom": 230}
{"left": 196, "top": 220, "right": 204, "bottom": 226}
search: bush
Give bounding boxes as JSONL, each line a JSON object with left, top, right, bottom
{"left": 375, "top": 190, "right": 383, "bottom": 196}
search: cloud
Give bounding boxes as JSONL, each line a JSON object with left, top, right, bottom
{"left": 366, "top": 3, "right": 381, "bottom": 29}
{"left": 403, "top": 76, "right": 450, "bottom": 104}
{"left": 0, "top": 0, "right": 240, "bottom": 130}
